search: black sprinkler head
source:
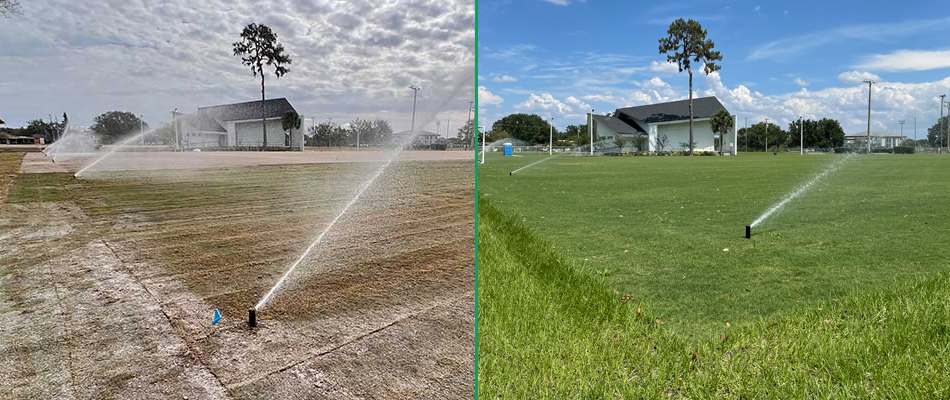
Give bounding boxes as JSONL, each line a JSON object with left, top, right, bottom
{"left": 248, "top": 309, "right": 257, "bottom": 328}
{"left": 745, "top": 225, "right": 751, "bottom": 239}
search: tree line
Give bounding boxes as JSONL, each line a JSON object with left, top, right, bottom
{"left": 306, "top": 118, "right": 393, "bottom": 147}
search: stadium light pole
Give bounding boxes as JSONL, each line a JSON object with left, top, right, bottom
{"left": 914, "top": 116, "right": 917, "bottom": 152}
{"left": 549, "top": 117, "right": 553, "bottom": 155}
{"left": 764, "top": 117, "right": 769, "bottom": 152}
{"left": 800, "top": 116, "right": 803, "bottom": 155}
{"left": 409, "top": 85, "right": 420, "bottom": 139}
{"left": 899, "top": 120, "right": 905, "bottom": 148}
{"left": 863, "top": 79, "right": 875, "bottom": 154}
{"left": 589, "top": 109, "right": 594, "bottom": 155}
{"left": 941, "top": 95, "right": 947, "bottom": 153}
{"left": 479, "top": 125, "right": 487, "bottom": 164}
{"left": 946, "top": 102, "right": 950, "bottom": 153}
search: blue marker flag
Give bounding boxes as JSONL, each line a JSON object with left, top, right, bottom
{"left": 212, "top": 308, "right": 222, "bottom": 326}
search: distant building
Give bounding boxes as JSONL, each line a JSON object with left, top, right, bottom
{"left": 844, "top": 131, "right": 906, "bottom": 148}
{"left": 590, "top": 97, "right": 736, "bottom": 153}
{"left": 174, "top": 98, "right": 304, "bottom": 150}
{"left": 393, "top": 130, "right": 442, "bottom": 147}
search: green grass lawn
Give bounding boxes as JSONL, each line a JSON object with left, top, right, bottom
{"left": 479, "top": 152, "right": 950, "bottom": 337}
{"left": 478, "top": 151, "right": 950, "bottom": 397}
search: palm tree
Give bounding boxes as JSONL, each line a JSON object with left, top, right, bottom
{"left": 710, "top": 109, "right": 733, "bottom": 155}
{"left": 659, "top": 19, "right": 722, "bottom": 156}
{"left": 233, "top": 23, "right": 292, "bottom": 150}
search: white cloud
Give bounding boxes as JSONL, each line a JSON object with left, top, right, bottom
{"left": 648, "top": 60, "right": 680, "bottom": 74}
{"left": 754, "top": 5, "right": 760, "bottom": 11}
{"left": 479, "top": 86, "right": 504, "bottom": 106}
{"left": 748, "top": 17, "right": 950, "bottom": 61}
{"left": 794, "top": 77, "right": 810, "bottom": 87}
{"left": 488, "top": 75, "right": 518, "bottom": 83}
{"left": 564, "top": 96, "right": 591, "bottom": 111}
{"left": 0, "top": 0, "right": 475, "bottom": 131}
{"left": 522, "top": 64, "right": 537, "bottom": 71}
{"left": 854, "top": 49, "right": 950, "bottom": 72}
{"left": 542, "top": 0, "right": 570, "bottom": 4}
{"left": 783, "top": 10, "right": 788, "bottom": 14}
{"left": 838, "top": 71, "right": 882, "bottom": 84}
{"left": 515, "top": 93, "right": 573, "bottom": 114}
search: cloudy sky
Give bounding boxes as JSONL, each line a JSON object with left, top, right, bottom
{"left": 0, "top": 0, "right": 475, "bottom": 136}
{"left": 478, "top": 0, "right": 950, "bottom": 136}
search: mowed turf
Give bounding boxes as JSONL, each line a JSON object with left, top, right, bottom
{"left": 478, "top": 152, "right": 950, "bottom": 338}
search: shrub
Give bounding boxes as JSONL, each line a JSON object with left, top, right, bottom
{"left": 871, "top": 148, "right": 893, "bottom": 154}
{"left": 894, "top": 146, "right": 915, "bottom": 154}
{"left": 834, "top": 147, "right": 852, "bottom": 154}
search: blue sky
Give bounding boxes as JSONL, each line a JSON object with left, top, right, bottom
{"left": 478, "top": 0, "right": 950, "bottom": 136}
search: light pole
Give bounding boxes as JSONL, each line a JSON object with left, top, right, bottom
{"left": 764, "top": 117, "right": 769, "bottom": 152}
{"left": 899, "top": 120, "right": 905, "bottom": 148}
{"left": 800, "top": 116, "right": 803, "bottom": 155}
{"left": 549, "top": 117, "right": 553, "bottom": 155}
{"left": 409, "top": 86, "right": 420, "bottom": 144}
{"left": 744, "top": 117, "right": 747, "bottom": 152}
{"left": 479, "top": 125, "right": 487, "bottom": 164}
{"left": 588, "top": 109, "right": 594, "bottom": 155}
{"left": 914, "top": 116, "right": 917, "bottom": 152}
{"left": 467, "top": 101, "right": 474, "bottom": 150}
{"left": 941, "top": 95, "right": 947, "bottom": 152}
{"left": 946, "top": 102, "right": 950, "bottom": 153}
{"left": 863, "top": 79, "right": 875, "bottom": 154}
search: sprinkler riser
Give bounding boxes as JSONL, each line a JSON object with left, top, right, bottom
{"left": 746, "top": 225, "right": 751, "bottom": 239}
{"left": 248, "top": 309, "right": 257, "bottom": 328}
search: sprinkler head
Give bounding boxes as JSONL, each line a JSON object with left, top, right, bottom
{"left": 745, "top": 225, "right": 751, "bottom": 239}
{"left": 248, "top": 308, "right": 257, "bottom": 328}
{"left": 509, "top": 172, "right": 512, "bottom": 176}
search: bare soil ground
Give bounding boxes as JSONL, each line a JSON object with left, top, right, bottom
{"left": 0, "top": 155, "right": 474, "bottom": 399}
{"left": 21, "top": 150, "right": 473, "bottom": 174}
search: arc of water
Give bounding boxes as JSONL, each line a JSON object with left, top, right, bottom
{"left": 511, "top": 154, "right": 560, "bottom": 174}
{"left": 253, "top": 66, "right": 476, "bottom": 312}
{"left": 750, "top": 154, "right": 854, "bottom": 227}
{"left": 74, "top": 127, "right": 155, "bottom": 177}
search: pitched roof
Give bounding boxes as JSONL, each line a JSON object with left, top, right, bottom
{"left": 197, "top": 98, "right": 297, "bottom": 123}
{"left": 616, "top": 97, "right": 727, "bottom": 124}
{"left": 592, "top": 114, "right": 644, "bottom": 134}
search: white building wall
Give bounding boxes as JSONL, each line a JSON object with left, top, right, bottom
{"left": 655, "top": 119, "right": 716, "bottom": 152}
{"left": 235, "top": 119, "right": 286, "bottom": 147}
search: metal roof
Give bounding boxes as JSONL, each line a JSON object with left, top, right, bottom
{"left": 615, "top": 97, "right": 727, "bottom": 124}
{"left": 591, "top": 114, "right": 644, "bottom": 134}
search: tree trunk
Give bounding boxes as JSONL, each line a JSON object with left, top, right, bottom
{"left": 261, "top": 73, "right": 267, "bottom": 150}
{"left": 688, "top": 68, "right": 694, "bottom": 156}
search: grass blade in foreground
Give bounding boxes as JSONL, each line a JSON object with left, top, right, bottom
{"left": 478, "top": 196, "right": 950, "bottom": 398}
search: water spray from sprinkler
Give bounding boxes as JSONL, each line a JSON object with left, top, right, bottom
{"left": 249, "top": 67, "right": 475, "bottom": 327}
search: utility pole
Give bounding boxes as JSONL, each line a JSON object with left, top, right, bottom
{"left": 765, "top": 117, "right": 770, "bottom": 152}
{"left": 914, "top": 117, "right": 917, "bottom": 152}
{"left": 479, "top": 125, "right": 487, "bottom": 164}
{"left": 588, "top": 109, "right": 594, "bottom": 155}
{"left": 171, "top": 109, "right": 180, "bottom": 151}
{"left": 863, "top": 79, "right": 875, "bottom": 154}
{"left": 549, "top": 117, "right": 553, "bottom": 155}
{"left": 409, "top": 86, "right": 420, "bottom": 145}
{"left": 899, "top": 120, "right": 905, "bottom": 148}
{"left": 466, "top": 101, "right": 475, "bottom": 150}
{"left": 946, "top": 102, "right": 950, "bottom": 153}
{"left": 800, "top": 116, "right": 803, "bottom": 155}
{"left": 941, "top": 95, "right": 946, "bottom": 153}
{"left": 744, "top": 117, "right": 747, "bottom": 152}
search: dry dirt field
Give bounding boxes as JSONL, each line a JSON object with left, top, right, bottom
{"left": 0, "top": 151, "right": 474, "bottom": 399}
